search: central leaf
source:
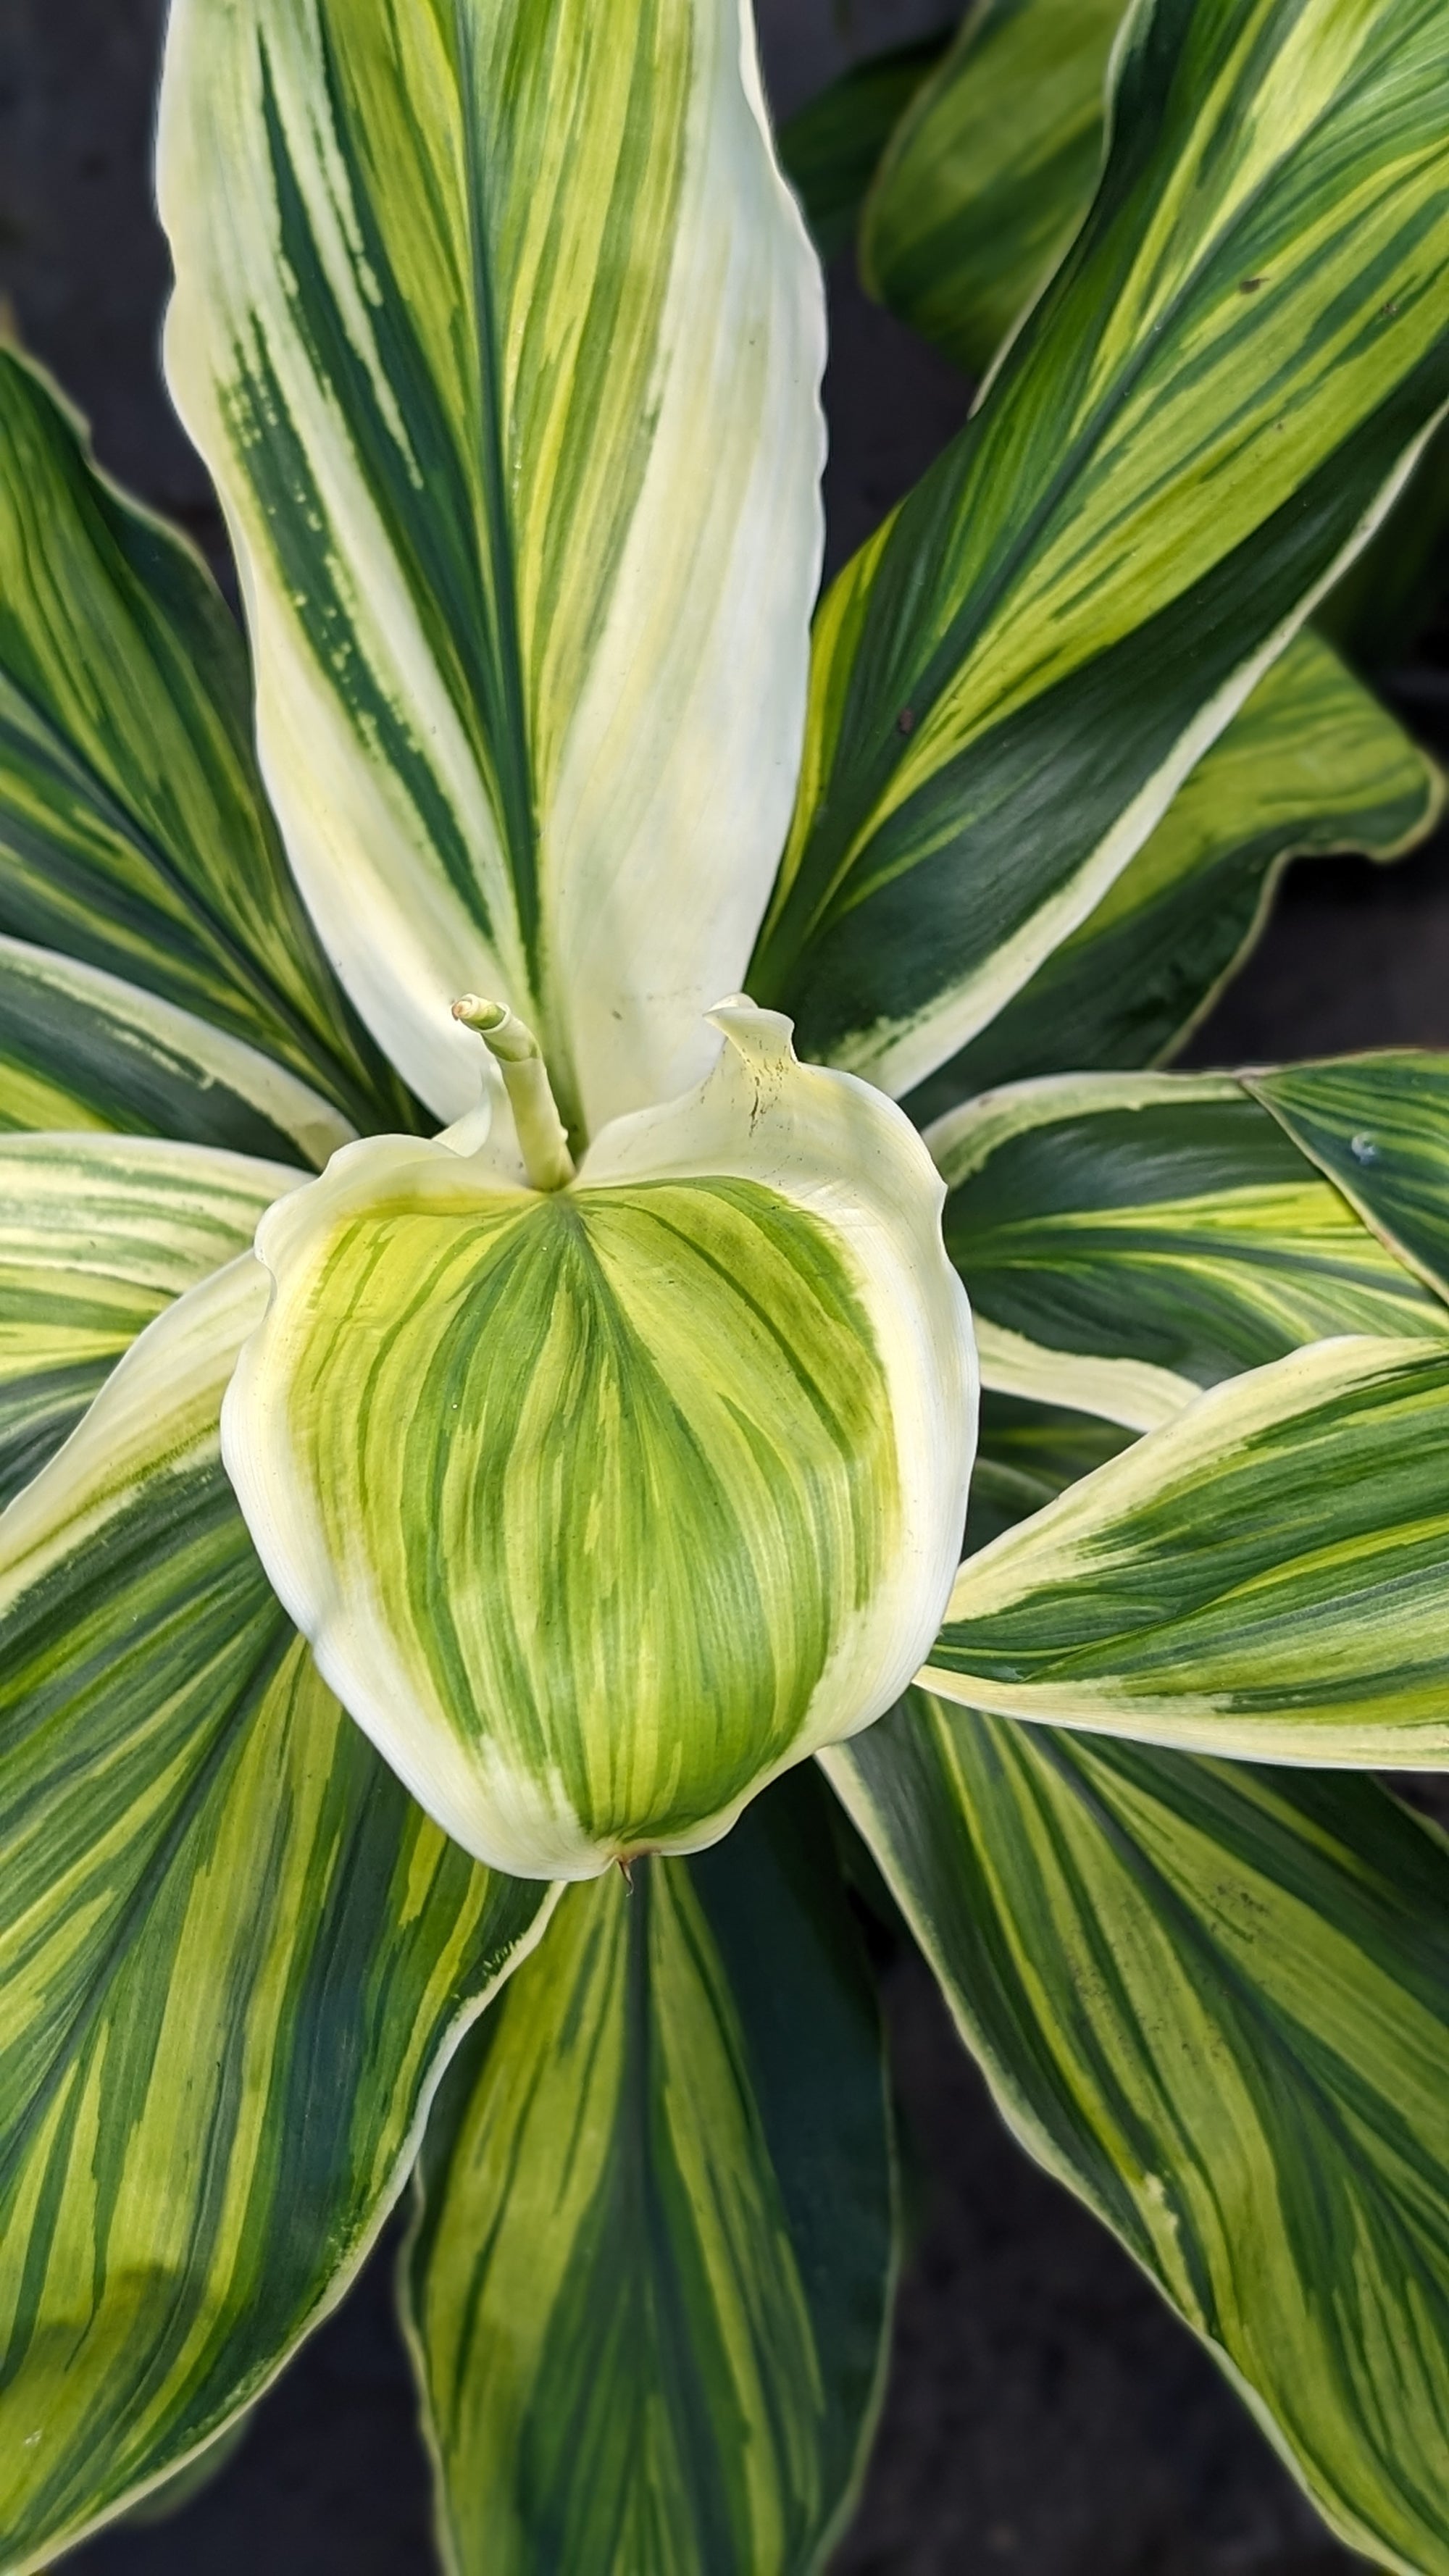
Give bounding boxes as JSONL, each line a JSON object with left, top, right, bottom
{"left": 224, "top": 1011, "right": 975, "bottom": 1878}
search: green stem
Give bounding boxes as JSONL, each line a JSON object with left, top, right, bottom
{"left": 451, "top": 995, "right": 577, "bottom": 1192}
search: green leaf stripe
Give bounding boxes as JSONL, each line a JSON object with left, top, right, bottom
{"left": 0, "top": 1130, "right": 297, "bottom": 1510}
{"left": 229, "top": 1157, "right": 902, "bottom": 1876}
{"left": 1250, "top": 1053, "right": 1449, "bottom": 1306}
{"left": 403, "top": 1771, "right": 895, "bottom": 2576}
{"left": 861, "top": 0, "right": 1122, "bottom": 375}
{"left": 777, "top": 31, "right": 951, "bottom": 266}
{"left": 0, "top": 1263, "right": 548, "bottom": 2568}
{"left": 0, "top": 936, "right": 354, "bottom": 1166}
{"left": 158, "top": 0, "right": 824, "bottom": 1137}
{"left": 903, "top": 632, "right": 1441, "bottom": 1122}
{"left": 0, "top": 346, "right": 407, "bottom": 1135}
{"left": 931, "top": 1072, "right": 1445, "bottom": 1427}
{"left": 827, "top": 1700, "right": 1449, "bottom": 2575}
{"left": 927, "top": 1334, "right": 1449, "bottom": 1764}
{"left": 750, "top": 0, "right": 1449, "bottom": 1102}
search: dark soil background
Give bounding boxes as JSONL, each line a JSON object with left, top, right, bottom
{"left": 4, "top": 1, "right": 1448, "bottom": 2567}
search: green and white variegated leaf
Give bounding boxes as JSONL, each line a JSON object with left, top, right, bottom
{"left": 925, "top": 1334, "right": 1449, "bottom": 1765}
{"left": 903, "top": 632, "right": 1442, "bottom": 1124}
{"left": 930, "top": 1071, "right": 1444, "bottom": 1429}
{"left": 0, "top": 1260, "right": 549, "bottom": 2569}
{"left": 0, "top": 1130, "right": 298, "bottom": 1510}
{"left": 967, "top": 1389, "right": 1133, "bottom": 1552}
{"left": 157, "top": 0, "right": 826, "bottom": 1141}
{"left": 0, "top": 343, "right": 407, "bottom": 1136}
{"left": 748, "top": 0, "right": 1449, "bottom": 1103}
{"left": 223, "top": 1005, "right": 976, "bottom": 1878}
{"left": 777, "top": 30, "right": 951, "bottom": 266}
{"left": 402, "top": 1770, "right": 895, "bottom": 2576}
{"left": 1249, "top": 1053, "right": 1449, "bottom": 1305}
{"left": 0, "top": 936, "right": 354, "bottom": 1166}
{"left": 826, "top": 1701, "right": 1449, "bottom": 2576}
{"left": 860, "top": 0, "right": 1122, "bottom": 375}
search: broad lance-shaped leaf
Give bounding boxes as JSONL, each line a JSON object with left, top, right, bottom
{"left": 157, "top": 0, "right": 826, "bottom": 1141}
{"left": 777, "top": 30, "right": 951, "bottom": 266}
{"left": 826, "top": 1704, "right": 1449, "bottom": 2575}
{"left": 930, "top": 1071, "right": 1444, "bottom": 1429}
{"left": 748, "top": 0, "right": 1449, "bottom": 1103}
{"left": 402, "top": 1770, "right": 895, "bottom": 2576}
{"left": 924, "top": 1334, "right": 1449, "bottom": 1765}
{"left": 1249, "top": 1053, "right": 1449, "bottom": 1306}
{"left": 0, "top": 1131, "right": 299, "bottom": 1510}
{"left": 0, "top": 935, "right": 354, "bottom": 1166}
{"left": 0, "top": 1260, "right": 550, "bottom": 2567}
{"left": 903, "top": 630, "right": 1441, "bottom": 1123}
{"left": 223, "top": 1005, "right": 976, "bottom": 1878}
{"left": 861, "top": 0, "right": 1122, "bottom": 377}
{"left": 0, "top": 344, "right": 409, "bottom": 1137}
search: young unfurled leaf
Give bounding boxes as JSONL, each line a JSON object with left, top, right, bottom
{"left": 157, "top": 0, "right": 826, "bottom": 1141}
{"left": 223, "top": 1007, "right": 976, "bottom": 1876}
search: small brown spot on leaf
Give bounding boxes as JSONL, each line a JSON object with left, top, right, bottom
{"left": 1239, "top": 275, "right": 1267, "bottom": 293}
{"left": 896, "top": 706, "right": 916, "bottom": 736}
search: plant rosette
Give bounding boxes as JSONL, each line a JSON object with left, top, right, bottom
{"left": 6, "top": 0, "right": 1449, "bottom": 2569}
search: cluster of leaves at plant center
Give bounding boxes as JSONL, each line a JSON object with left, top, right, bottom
{"left": 5, "top": 0, "right": 1449, "bottom": 2572}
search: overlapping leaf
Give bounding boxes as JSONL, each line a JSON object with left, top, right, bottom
{"left": 0, "top": 1132, "right": 298, "bottom": 1508}
{"left": 827, "top": 1702, "right": 1449, "bottom": 2575}
{"left": 158, "top": 0, "right": 826, "bottom": 1139}
{"left": 0, "top": 937, "right": 354, "bottom": 1164}
{"left": 927, "top": 1335, "right": 1449, "bottom": 1762}
{"left": 0, "top": 1264, "right": 548, "bottom": 2569}
{"left": 903, "top": 632, "right": 1440, "bottom": 1121}
{"left": 861, "top": 0, "right": 1122, "bottom": 375}
{"left": 223, "top": 1008, "right": 974, "bottom": 1878}
{"left": 931, "top": 1071, "right": 1445, "bottom": 1426}
{"left": 1250, "top": 1053, "right": 1449, "bottom": 1302}
{"left": 0, "top": 346, "right": 406, "bottom": 1135}
{"left": 403, "top": 1773, "right": 895, "bottom": 2576}
{"left": 750, "top": 0, "right": 1449, "bottom": 1102}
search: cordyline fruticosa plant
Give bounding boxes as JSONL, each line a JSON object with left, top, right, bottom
{"left": 7, "top": 0, "right": 1449, "bottom": 2567}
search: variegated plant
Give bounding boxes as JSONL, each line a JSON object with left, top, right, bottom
{"left": 7, "top": 0, "right": 1449, "bottom": 2568}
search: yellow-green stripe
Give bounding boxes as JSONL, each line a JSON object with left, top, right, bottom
{"left": 751, "top": 0, "right": 1449, "bottom": 1103}
{"left": 0, "top": 1264, "right": 548, "bottom": 2567}
{"left": 0, "top": 1130, "right": 298, "bottom": 1509}
{"left": 827, "top": 1700, "right": 1449, "bottom": 2575}
{"left": 927, "top": 1335, "right": 1449, "bottom": 1763}
{"left": 403, "top": 1772, "right": 895, "bottom": 2576}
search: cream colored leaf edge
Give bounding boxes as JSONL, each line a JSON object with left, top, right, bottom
{"left": 919, "top": 1333, "right": 1449, "bottom": 1764}
{"left": 0, "top": 1260, "right": 561, "bottom": 2570}
{"left": 222, "top": 1003, "right": 979, "bottom": 1878}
